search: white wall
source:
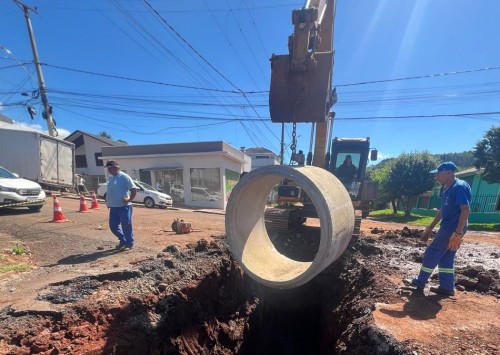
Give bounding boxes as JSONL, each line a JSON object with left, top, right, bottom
{"left": 103, "top": 152, "right": 245, "bottom": 210}
{"left": 85, "top": 138, "right": 108, "bottom": 176}
{"left": 248, "top": 153, "right": 280, "bottom": 170}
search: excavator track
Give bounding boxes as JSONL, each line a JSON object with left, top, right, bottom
{"left": 353, "top": 215, "right": 362, "bottom": 238}
{"left": 265, "top": 207, "right": 362, "bottom": 238}
{"left": 264, "top": 207, "right": 296, "bottom": 233}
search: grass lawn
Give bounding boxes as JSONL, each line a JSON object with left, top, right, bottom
{"left": 370, "top": 209, "right": 500, "bottom": 232}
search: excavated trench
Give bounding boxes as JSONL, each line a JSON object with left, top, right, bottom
{"left": 1, "top": 221, "right": 498, "bottom": 354}
{"left": 0, "top": 233, "right": 412, "bottom": 354}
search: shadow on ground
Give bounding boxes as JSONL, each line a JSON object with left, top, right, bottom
{"left": 47, "top": 248, "right": 122, "bottom": 266}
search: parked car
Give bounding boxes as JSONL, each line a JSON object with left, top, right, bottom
{"left": 0, "top": 165, "right": 46, "bottom": 212}
{"left": 170, "top": 184, "right": 184, "bottom": 201}
{"left": 97, "top": 180, "right": 173, "bottom": 208}
{"left": 190, "top": 187, "right": 222, "bottom": 201}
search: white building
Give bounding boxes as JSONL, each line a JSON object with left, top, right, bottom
{"left": 243, "top": 147, "right": 280, "bottom": 170}
{"left": 101, "top": 141, "right": 250, "bottom": 210}
{"left": 64, "top": 130, "right": 127, "bottom": 189}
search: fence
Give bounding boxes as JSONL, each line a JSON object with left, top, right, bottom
{"left": 413, "top": 193, "right": 500, "bottom": 224}
{"left": 470, "top": 194, "right": 500, "bottom": 213}
{"left": 417, "top": 194, "right": 499, "bottom": 213}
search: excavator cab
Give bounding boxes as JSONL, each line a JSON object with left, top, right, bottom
{"left": 329, "top": 137, "right": 378, "bottom": 217}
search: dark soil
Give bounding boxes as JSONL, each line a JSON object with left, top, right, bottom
{"left": 0, "top": 201, "right": 498, "bottom": 354}
{"left": 0, "top": 235, "right": 411, "bottom": 354}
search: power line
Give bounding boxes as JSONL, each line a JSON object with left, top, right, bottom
{"left": 338, "top": 111, "right": 500, "bottom": 120}
{"left": 142, "top": 0, "right": 241, "bottom": 93}
{"left": 55, "top": 104, "right": 234, "bottom": 136}
{"left": 223, "top": 0, "right": 268, "bottom": 86}
{"left": 142, "top": 0, "right": 279, "bottom": 144}
{"left": 34, "top": 60, "right": 500, "bottom": 95}
{"left": 203, "top": 0, "right": 263, "bottom": 89}
{"left": 42, "top": 63, "right": 240, "bottom": 93}
{"left": 139, "top": 1, "right": 276, "bottom": 147}
{"left": 38, "top": 3, "right": 304, "bottom": 14}
{"left": 336, "top": 66, "right": 500, "bottom": 87}
{"left": 245, "top": 65, "right": 500, "bottom": 93}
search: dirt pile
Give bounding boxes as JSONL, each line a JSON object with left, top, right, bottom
{"left": 0, "top": 224, "right": 498, "bottom": 354}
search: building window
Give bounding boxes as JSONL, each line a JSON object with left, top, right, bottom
{"left": 75, "top": 155, "right": 87, "bottom": 168}
{"left": 255, "top": 155, "right": 270, "bottom": 159}
{"left": 94, "top": 152, "right": 103, "bottom": 166}
{"left": 73, "top": 135, "right": 84, "bottom": 149}
{"left": 190, "top": 168, "right": 221, "bottom": 202}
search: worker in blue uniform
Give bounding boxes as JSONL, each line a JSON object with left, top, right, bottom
{"left": 404, "top": 162, "right": 471, "bottom": 296}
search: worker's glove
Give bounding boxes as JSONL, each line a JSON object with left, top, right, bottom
{"left": 420, "top": 226, "right": 433, "bottom": 242}
{"left": 448, "top": 232, "right": 463, "bottom": 251}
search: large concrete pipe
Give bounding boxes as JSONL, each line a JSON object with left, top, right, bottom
{"left": 225, "top": 165, "right": 354, "bottom": 289}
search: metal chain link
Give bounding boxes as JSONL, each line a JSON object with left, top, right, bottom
{"left": 290, "top": 122, "right": 297, "bottom": 155}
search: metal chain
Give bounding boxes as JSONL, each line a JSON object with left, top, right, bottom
{"left": 290, "top": 122, "right": 297, "bottom": 155}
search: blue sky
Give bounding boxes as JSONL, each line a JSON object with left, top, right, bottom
{"left": 1, "top": 0, "right": 499, "bottom": 163}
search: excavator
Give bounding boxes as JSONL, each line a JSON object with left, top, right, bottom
{"left": 266, "top": 0, "right": 378, "bottom": 230}
{"left": 225, "top": 0, "right": 377, "bottom": 289}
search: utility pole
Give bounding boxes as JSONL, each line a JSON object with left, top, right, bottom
{"left": 14, "top": 0, "right": 57, "bottom": 137}
{"left": 280, "top": 123, "right": 285, "bottom": 165}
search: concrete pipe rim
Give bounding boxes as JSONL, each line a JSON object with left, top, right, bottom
{"left": 225, "top": 165, "right": 354, "bottom": 289}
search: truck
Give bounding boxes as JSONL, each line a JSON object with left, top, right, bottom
{"left": 0, "top": 127, "right": 75, "bottom": 191}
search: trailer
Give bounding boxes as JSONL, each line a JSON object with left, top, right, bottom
{"left": 0, "top": 127, "right": 75, "bottom": 190}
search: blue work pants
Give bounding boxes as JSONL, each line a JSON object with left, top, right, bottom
{"left": 413, "top": 228, "right": 456, "bottom": 292}
{"left": 109, "top": 206, "right": 134, "bottom": 246}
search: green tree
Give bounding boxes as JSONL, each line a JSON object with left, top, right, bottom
{"left": 367, "top": 158, "right": 398, "bottom": 211}
{"left": 439, "top": 151, "right": 474, "bottom": 169}
{"left": 473, "top": 126, "right": 500, "bottom": 184}
{"left": 99, "top": 131, "right": 112, "bottom": 139}
{"left": 387, "top": 152, "right": 439, "bottom": 216}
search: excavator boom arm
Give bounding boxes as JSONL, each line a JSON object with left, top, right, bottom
{"left": 270, "top": 0, "right": 336, "bottom": 165}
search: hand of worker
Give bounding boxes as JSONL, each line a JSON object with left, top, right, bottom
{"left": 420, "top": 226, "right": 433, "bottom": 242}
{"left": 448, "top": 232, "right": 463, "bottom": 251}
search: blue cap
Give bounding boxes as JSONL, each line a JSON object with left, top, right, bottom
{"left": 104, "top": 160, "right": 119, "bottom": 168}
{"left": 430, "top": 162, "right": 457, "bottom": 174}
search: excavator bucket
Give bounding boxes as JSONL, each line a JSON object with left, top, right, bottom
{"left": 269, "top": 51, "right": 333, "bottom": 123}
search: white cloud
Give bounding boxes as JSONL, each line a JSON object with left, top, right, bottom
{"left": 0, "top": 120, "right": 71, "bottom": 139}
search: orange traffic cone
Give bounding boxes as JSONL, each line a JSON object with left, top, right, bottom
{"left": 51, "top": 195, "right": 68, "bottom": 223}
{"left": 90, "top": 191, "right": 100, "bottom": 209}
{"left": 77, "top": 194, "right": 91, "bottom": 213}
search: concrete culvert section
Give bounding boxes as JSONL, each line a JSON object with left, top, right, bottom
{"left": 225, "top": 165, "right": 354, "bottom": 288}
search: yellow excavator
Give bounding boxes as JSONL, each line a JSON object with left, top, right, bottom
{"left": 225, "top": 0, "right": 377, "bottom": 289}
{"left": 266, "top": 0, "right": 377, "bottom": 229}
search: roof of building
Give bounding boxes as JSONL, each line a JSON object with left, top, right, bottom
{"left": 65, "top": 130, "right": 128, "bottom": 146}
{"left": 101, "top": 141, "right": 245, "bottom": 162}
{"left": 455, "top": 167, "right": 483, "bottom": 177}
{"left": 0, "top": 114, "right": 14, "bottom": 124}
{"left": 245, "top": 147, "right": 275, "bottom": 154}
